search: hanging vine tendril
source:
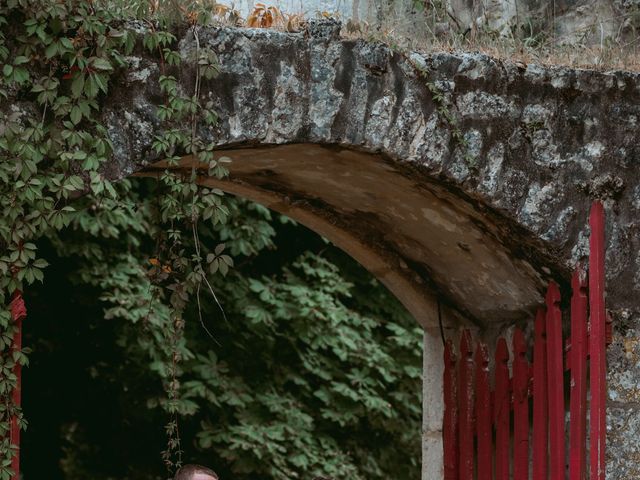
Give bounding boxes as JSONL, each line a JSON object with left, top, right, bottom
{"left": 0, "top": 1, "right": 232, "bottom": 476}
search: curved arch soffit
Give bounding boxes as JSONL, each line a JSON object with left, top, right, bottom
{"left": 141, "top": 143, "right": 545, "bottom": 329}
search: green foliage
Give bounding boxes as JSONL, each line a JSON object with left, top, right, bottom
{"left": 194, "top": 256, "right": 422, "bottom": 480}
{"left": 34, "top": 187, "right": 422, "bottom": 480}
{"left": 0, "top": 0, "right": 231, "bottom": 475}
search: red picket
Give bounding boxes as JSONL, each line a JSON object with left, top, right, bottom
{"left": 546, "top": 282, "right": 565, "bottom": 480}
{"left": 9, "top": 290, "right": 27, "bottom": 479}
{"left": 533, "top": 308, "right": 549, "bottom": 480}
{"left": 589, "top": 201, "right": 607, "bottom": 480}
{"left": 513, "top": 328, "right": 530, "bottom": 480}
{"left": 569, "top": 266, "right": 589, "bottom": 480}
{"left": 494, "top": 337, "right": 510, "bottom": 480}
{"left": 475, "top": 343, "right": 492, "bottom": 480}
{"left": 458, "top": 330, "right": 474, "bottom": 480}
{"left": 443, "top": 340, "right": 459, "bottom": 480}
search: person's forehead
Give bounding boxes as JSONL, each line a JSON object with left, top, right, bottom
{"left": 192, "top": 473, "right": 217, "bottom": 480}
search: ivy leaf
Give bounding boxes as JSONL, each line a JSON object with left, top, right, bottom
{"left": 12, "top": 67, "right": 29, "bottom": 84}
{"left": 45, "top": 41, "right": 58, "bottom": 58}
{"left": 92, "top": 73, "right": 108, "bottom": 94}
{"left": 84, "top": 75, "right": 99, "bottom": 98}
{"left": 70, "top": 105, "right": 82, "bottom": 125}
{"left": 91, "top": 57, "right": 113, "bottom": 71}
{"left": 32, "top": 258, "right": 49, "bottom": 269}
{"left": 71, "top": 74, "right": 85, "bottom": 98}
{"left": 60, "top": 37, "right": 74, "bottom": 50}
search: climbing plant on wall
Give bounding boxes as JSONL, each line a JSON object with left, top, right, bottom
{"left": 0, "top": 0, "right": 233, "bottom": 476}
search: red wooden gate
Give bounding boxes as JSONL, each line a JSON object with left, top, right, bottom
{"left": 443, "top": 201, "right": 609, "bottom": 479}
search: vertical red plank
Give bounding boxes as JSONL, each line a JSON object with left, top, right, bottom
{"left": 443, "top": 340, "right": 459, "bottom": 480}
{"left": 533, "top": 308, "right": 548, "bottom": 480}
{"left": 546, "top": 282, "right": 566, "bottom": 480}
{"left": 495, "top": 337, "right": 510, "bottom": 480}
{"left": 9, "top": 291, "right": 26, "bottom": 479}
{"left": 513, "top": 328, "right": 530, "bottom": 480}
{"left": 589, "top": 201, "right": 607, "bottom": 480}
{"left": 475, "top": 342, "right": 492, "bottom": 480}
{"left": 569, "top": 266, "right": 589, "bottom": 480}
{"left": 458, "top": 330, "right": 474, "bottom": 480}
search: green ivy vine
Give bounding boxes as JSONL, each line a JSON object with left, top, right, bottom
{"left": 0, "top": 1, "right": 233, "bottom": 477}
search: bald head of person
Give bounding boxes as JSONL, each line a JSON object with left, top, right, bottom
{"left": 174, "top": 464, "right": 218, "bottom": 480}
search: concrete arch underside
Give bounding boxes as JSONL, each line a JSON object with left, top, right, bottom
{"left": 143, "top": 143, "right": 547, "bottom": 330}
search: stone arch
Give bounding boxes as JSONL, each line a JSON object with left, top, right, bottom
{"left": 106, "top": 20, "right": 640, "bottom": 314}
{"left": 92, "top": 19, "right": 640, "bottom": 477}
{"left": 143, "top": 143, "right": 547, "bottom": 330}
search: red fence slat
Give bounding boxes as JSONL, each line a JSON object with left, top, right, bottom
{"left": 533, "top": 308, "right": 549, "bottom": 480}
{"left": 495, "top": 337, "right": 510, "bottom": 480}
{"left": 546, "top": 282, "right": 565, "bottom": 480}
{"left": 513, "top": 328, "right": 530, "bottom": 480}
{"left": 458, "top": 330, "right": 474, "bottom": 480}
{"left": 443, "top": 340, "right": 459, "bottom": 480}
{"left": 589, "top": 201, "right": 607, "bottom": 480}
{"left": 569, "top": 266, "right": 589, "bottom": 480}
{"left": 9, "top": 291, "right": 27, "bottom": 478}
{"left": 475, "top": 343, "right": 492, "bottom": 480}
